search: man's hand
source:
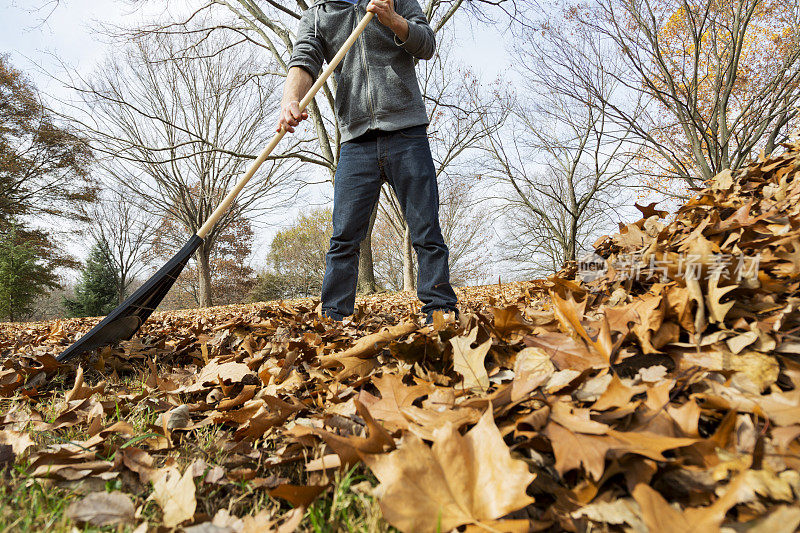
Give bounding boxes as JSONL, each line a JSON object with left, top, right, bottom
{"left": 278, "top": 67, "right": 314, "bottom": 134}
{"left": 367, "top": 0, "right": 409, "bottom": 42}
{"left": 277, "top": 100, "right": 308, "bottom": 133}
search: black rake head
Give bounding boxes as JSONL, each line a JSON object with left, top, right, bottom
{"left": 56, "top": 234, "right": 203, "bottom": 363}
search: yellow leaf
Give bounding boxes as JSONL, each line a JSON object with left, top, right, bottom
{"left": 151, "top": 466, "right": 196, "bottom": 528}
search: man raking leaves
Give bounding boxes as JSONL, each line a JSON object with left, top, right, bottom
{"left": 281, "top": 0, "right": 459, "bottom": 324}
{"left": 57, "top": 0, "right": 455, "bottom": 362}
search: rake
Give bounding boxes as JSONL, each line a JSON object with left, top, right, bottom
{"left": 57, "top": 12, "right": 375, "bottom": 362}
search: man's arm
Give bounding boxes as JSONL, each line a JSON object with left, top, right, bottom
{"left": 280, "top": 7, "right": 325, "bottom": 133}
{"left": 277, "top": 67, "right": 314, "bottom": 133}
{"left": 368, "top": 0, "right": 435, "bottom": 60}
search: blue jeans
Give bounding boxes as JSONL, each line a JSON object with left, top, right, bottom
{"left": 321, "top": 125, "right": 458, "bottom": 319}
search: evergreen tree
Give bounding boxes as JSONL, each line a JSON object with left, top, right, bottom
{"left": 64, "top": 242, "right": 118, "bottom": 318}
{"left": 0, "top": 225, "right": 59, "bottom": 322}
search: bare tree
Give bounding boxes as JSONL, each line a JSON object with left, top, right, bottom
{"left": 83, "top": 190, "right": 156, "bottom": 304}
{"left": 437, "top": 174, "right": 492, "bottom": 285}
{"left": 64, "top": 30, "right": 294, "bottom": 307}
{"left": 101, "top": 0, "right": 523, "bottom": 293}
{"left": 524, "top": 0, "right": 800, "bottom": 195}
{"left": 483, "top": 75, "right": 634, "bottom": 276}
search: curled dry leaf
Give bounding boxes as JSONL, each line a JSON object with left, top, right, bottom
{"left": 65, "top": 365, "right": 106, "bottom": 402}
{"left": 182, "top": 359, "right": 254, "bottom": 393}
{"left": 312, "top": 399, "right": 395, "bottom": 467}
{"left": 121, "top": 447, "right": 156, "bottom": 484}
{"left": 332, "top": 321, "right": 418, "bottom": 360}
{"left": 156, "top": 404, "right": 192, "bottom": 431}
{"left": 0, "top": 430, "right": 34, "bottom": 460}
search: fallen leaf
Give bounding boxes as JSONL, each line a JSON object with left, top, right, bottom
{"left": 363, "top": 409, "right": 534, "bottom": 532}
{"left": 312, "top": 400, "right": 394, "bottom": 467}
{"left": 332, "top": 356, "right": 379, "bottom": 380}
{"left": 332, "top": 321, "right": 418, "bottom": 359}
{"left": 156, "top": 404, "right": 192, "bottom": 431}
{"left": 451, "top": 327, "right": 491, "bottom": 393}
{"left": 183, "top": 360, "right": 254, "bottom": 393}
{"left": 592, "top": 374, "right": 642, "bottom": 411}
{"left": 511, "top": 347, "right": 554, "bottom": 402}
{"left": 0, "top": 430, "right": 34, "bottom": 459}
{"left": 492, "top": 306, "right": 532, "bottom": 337}
{"left": 545, "top": 422, "right": 612, "bottom": 480}
{"left": 401, "top": 405, "right": 483, "bottom": 440}
{"left": 358, "top": 374, "right": 434, "bottom": 431}
{"left": 269, "top": 484, "right": 327, "bottom": 508}
{"left": 65, "top": 491, "right": 135, "bottom": 527}
{"left": 65, "top": 366, "right": 106, "bottom": 402}
{"left": 151, "top": 466, "right": 197, "bottom": 528}
{"left": 122, "top": 447, "right": 157, "bottom": 484}
{"left": 739, "top": 505, "right": 800, "bottom": 533}
{"left": 571, "top": 498, "right": 644, "bottom": 530}
{"left": 525, "top": 332, "right": 608, "bottom": 371}
{"left": 549, "top": 401, "right": 610, "bottom": 435}
{"left": 632, "top": 474, "right": 744, "bottom": 532}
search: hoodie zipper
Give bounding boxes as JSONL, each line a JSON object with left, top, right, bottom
{"left": 356, "top": 2, "right": 376, "bottom": 128}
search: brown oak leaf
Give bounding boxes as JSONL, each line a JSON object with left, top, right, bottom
{"left": 363, "top": 409, "right": 535, "bottom": 532}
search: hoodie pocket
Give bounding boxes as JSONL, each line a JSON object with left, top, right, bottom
{"left": 377, "top": 64, "right": 418, "bottom": 113}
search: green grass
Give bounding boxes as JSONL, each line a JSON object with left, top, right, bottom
{"left": 0, "top": 463, "right": 145, "bottom": 533}
{"left": 306, "top": 466, "right": 395, "bottom": 533}
{"left": 0, "top": 370, "right": 399, "bottom": 531}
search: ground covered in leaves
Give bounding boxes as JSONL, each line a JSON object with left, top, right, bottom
{"left": 3, "top": 143, "right": 800, "bottom": 532}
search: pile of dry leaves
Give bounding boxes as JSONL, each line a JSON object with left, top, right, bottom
{"left": 3, "top": 142, "right": 800, "bottom": 532}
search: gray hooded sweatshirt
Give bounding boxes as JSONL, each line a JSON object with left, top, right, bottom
{"left": 287, "top": 0, "right": 435, "bottom": 143}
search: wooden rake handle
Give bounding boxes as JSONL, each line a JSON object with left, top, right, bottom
{"left": 197, "top": 11, "right": 375, "bottom": 239}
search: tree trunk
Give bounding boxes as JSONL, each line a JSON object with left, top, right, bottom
{"left": 402, "top": 223, "right": 415, "bottom": 291}
{"left": 7, "top": 254, "right": 14, "bottom": 322}
{"left": 117, "top": 273, "right": 126, "bottom": 304}
{"left": 196, "top": 244, "right": 213, "bottom": 307}
{"left": 357, "top": 200, "right": 380, "bottom": 294}
{"left": 567, "top": 221, "right": 578, "bottom": 263}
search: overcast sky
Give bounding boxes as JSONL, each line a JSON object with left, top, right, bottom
{"left": 1, "top": 0, "right": 512, "bottom": 278}
{"left": 1, "top": 1, "right": 510, "bottom": 95}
